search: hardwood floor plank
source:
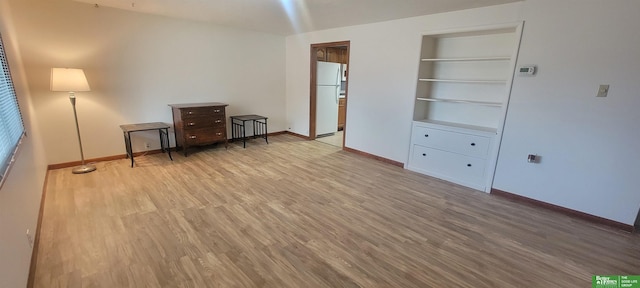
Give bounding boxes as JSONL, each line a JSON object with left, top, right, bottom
{"left": 34, "top": 134, "right": 640, "bottom": 287}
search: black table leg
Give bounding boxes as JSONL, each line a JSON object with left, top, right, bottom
{"left": 166, "top": 129, "right": 173, "bottom": 160}
{"left": 264, "top": 118, "right": 268, "bottom": 144}
{"left": 161, "top": 128, "right": 173, "bottom": 161}
{"left": 231, "top": 118, "right": 238, "bottom": 146}
{"left": 253, "top": 120, "right": 257, "bottom": 139}
{"left": 158, "top": 129, "right": 163, "bottom": 152}
{"left": 242, "top": 120, "right": 247, "bottom": 148}
{"left": 127, "top": 131, "right": 134, "bottom": 167}
{"left": 123, "top": 132, "right": 129, "bottom": 159}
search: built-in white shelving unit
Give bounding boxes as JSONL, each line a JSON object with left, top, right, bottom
{"left": 407, "top": 23, "right": 523, "bottom": 192}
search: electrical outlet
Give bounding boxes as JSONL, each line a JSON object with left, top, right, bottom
{"left": 26, "top": 229, "right": 34, "bottom": 248}
{"left": 144, "top": 142, "right": 150, "bottom": 149}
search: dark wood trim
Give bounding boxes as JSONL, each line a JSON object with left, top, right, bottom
{"left": 267, "top": 131, "right": 287, "bottom": 137}
{"left": 490, "top": 188, "right": 635, "bottom": 233}
{"left": 309, "top": 41, "right": 350, "bottom": 141}
{"left": 342, "top": 45, "right": 349, "bottom": 149}
{"left": 27, "top": 169, "right": 50, "bottom": 288}
{"left": 285, "top": 131, "right": 312, "bottom": 140}
{"left": 343, "top": 146, "right": 404, "bottom": 168}
{"left": 309, "top": 46, "right": 317, "bottom": 140}
{"left": 311, "top": 41, "right": 352, "bottom": 49}
{"left": 47, "top": 149, "right": 167, "bottom": 170}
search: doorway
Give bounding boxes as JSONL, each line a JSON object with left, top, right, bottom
{"left": 309, "top": 41, "right": 350, "bottom": 148}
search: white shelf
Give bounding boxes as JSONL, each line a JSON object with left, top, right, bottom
{"left": 418, "top": 78, "right": 506, "bottom": 84}
{"left": 413, "top": 119, "right": 498, "bottom": 134}
{"left": 421, "top": 57, "right": 510, "bottom": 62}
{"left": 416, "top": 97, "right": 502, "bottom": 107}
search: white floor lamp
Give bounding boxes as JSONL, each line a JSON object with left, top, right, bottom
{"left": 50, "top": 68, "right": 96, "bottom": 174}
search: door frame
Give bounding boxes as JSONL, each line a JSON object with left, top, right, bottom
{"left": 309, "top": 41, "right": 350, "bottom": 147}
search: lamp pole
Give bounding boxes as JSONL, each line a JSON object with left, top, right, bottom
{"left": 69, "top": 91, "right": 96, "bottom": 174}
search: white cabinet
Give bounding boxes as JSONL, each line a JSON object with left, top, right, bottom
{"left": 408, "top": 121, "right": 494, "bottom": 190}
{"left": 407, "top": 23, "right": 523, "bottom": 192}
{"left": 411, "top": 125, "right": 491, "bottom": 158}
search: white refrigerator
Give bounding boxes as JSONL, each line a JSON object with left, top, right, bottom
{"left": 316, "top": 61, "right": 341, "bottom": 136}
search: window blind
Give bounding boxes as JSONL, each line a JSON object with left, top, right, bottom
{"left": 0, "top": 32, "right": 25, "bottom": 186}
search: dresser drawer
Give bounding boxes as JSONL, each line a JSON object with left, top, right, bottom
{"left": 410, "top": 145, "right": 486, "bottom": 187}
{"left": 184, "top": 127, "right": 226, "bottom": 145}
{"left": 412, "top": 125, "right": 490, "bottom": 158}
{"left": 182, "top": 116, "right": 225, "bottom": 130}
{"left": 180, "top": 106, "right": 225, "bottom": 118}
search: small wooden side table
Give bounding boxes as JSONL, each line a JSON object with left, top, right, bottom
{"left": 120, "top": 122, "right": 173, "bottom": 167}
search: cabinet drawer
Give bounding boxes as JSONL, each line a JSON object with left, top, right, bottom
{"left": 411, "top": 145, "right": 486, "bottom": 186}
{"left": 184, "top": 127, "right": 226, "bottom": 145}
{"left": 412, "top": 126, "right": 490, "bottom": 158}
{"left": 183, "top": 116, "right": 225, "bottom": 130}
{"left": 181, "top": 106, "right": 225, "bottom": 118}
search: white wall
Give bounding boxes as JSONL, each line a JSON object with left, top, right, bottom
{"left": 493, "top": 0, "right": 640, "bottom": 225}
{"left": 0, "top": 0, "right": 49, "bottom": 286}
{"left": 9, "top": 0, "right": 286, "bottom": 165}
{"left": 285, "top": 3, "right": 523, "bottom": 163}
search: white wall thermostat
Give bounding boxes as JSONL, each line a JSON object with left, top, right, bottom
{"left": 518, "top": 65, "right": 537, "bottom": 76}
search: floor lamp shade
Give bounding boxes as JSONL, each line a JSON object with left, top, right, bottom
{"left": 50, "top": 68, "right": 91, "bottom": 92}
{"left": 50, "top": 68, "right": 96, "bottom": 174}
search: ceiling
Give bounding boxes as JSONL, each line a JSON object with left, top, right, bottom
{"left": 75, "top": 0, "right": 522, "bottom": 35}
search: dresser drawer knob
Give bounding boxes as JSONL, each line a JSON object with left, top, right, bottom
{"left": 424, "top": 134, "right": 429, "bottom": 137}
{"left": 215, "top": 120, "right": 222, "bottom": 123}
{"left": 214, "top": 109, "right": 221, "bottom": 113}
{"left": 467, "top": 164, "right": 472, "bottom": 167}
{"left": 470, "top": 143, "right": 476, "bottom": 146}
{"left": 190, "top": 135, "right": 197, "bottom": 139}
{"left": 216, "top": 132, "right": 222, "bottom": 136}
{"left": 188, "top": 122, "right": 195, "bottom": 126}
{"left": 188, "top": 111, "right": 193, "bottom": 115}
{"left": 422, "top": 153, "right": 426, "bottom": 156}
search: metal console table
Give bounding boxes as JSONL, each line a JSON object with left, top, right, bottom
{"left": 230, "top": 115, "right": 268, "bottom": 148}
{"left": 120, "top": 122, "right": 173, "bottom": 167}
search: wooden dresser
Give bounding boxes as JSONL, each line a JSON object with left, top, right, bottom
{"left": 168, "top": 102, "right": 228, "bottom": 156}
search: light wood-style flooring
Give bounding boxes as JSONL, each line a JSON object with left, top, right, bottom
{"left": 34, "top": 134, "right": 640, "bottom": 287}
{"left": 315, "top": 131, "right": 343, "bottom": 147}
